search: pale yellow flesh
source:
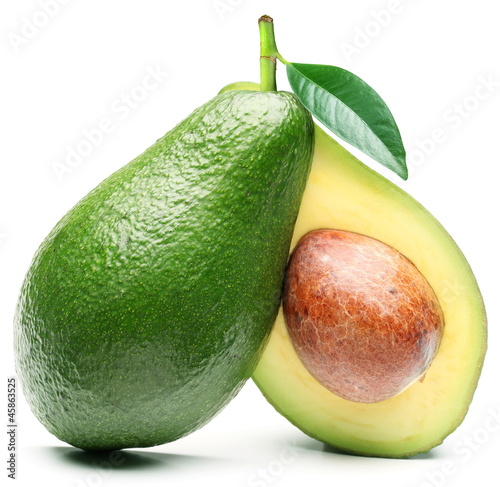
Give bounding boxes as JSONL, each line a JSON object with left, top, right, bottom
{"left": 253, "top": 126, "right": 487, "bottom": 457}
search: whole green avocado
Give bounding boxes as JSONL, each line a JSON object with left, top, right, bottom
{"left": 14, "top": 90, "right": 314, "bottom": 450}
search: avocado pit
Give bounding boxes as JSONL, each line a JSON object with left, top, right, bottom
{"left": 283, "top": 229, "right": 444, "bottom": 403}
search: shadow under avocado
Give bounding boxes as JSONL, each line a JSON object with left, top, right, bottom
{"left": 48, "top": 446, "right": 229, "bottom": 471}
{"left": 295, "top": 436, "right": 442, "bottom": 461}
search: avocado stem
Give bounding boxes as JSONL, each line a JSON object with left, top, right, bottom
{"left": 258, "top": 15, "right": 279, "bottom": 91}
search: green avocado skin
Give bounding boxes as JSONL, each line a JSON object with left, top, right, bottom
{"left": 14, "top": 90, "right": 314, "bottom": 450}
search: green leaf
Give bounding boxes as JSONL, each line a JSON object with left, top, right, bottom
{"left": 286, "top": 63, "right": 408, "bottom": 180}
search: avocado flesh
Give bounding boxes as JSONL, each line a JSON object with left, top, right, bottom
{"left": 220, "top": 82, "right": 488, "bottom": 458}
{"left": 14, "top": 90, "right": 314, "bottom": 451}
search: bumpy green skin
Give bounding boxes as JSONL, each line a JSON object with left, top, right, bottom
{"left": 14, "top": 90, "right": 314, "bottom": 450}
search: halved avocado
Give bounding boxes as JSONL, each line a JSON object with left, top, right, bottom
{"left": 221, "top": 81, "right": 486, "bottom": 457}
{"left": 222, "top": 82, "right": 487, "bottom": 458}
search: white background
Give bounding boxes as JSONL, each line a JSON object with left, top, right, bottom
{"left": 1, "top": 1, "right": 499, "bottom": 486}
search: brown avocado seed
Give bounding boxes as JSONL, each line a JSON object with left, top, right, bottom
{"left": 283, "top": 229, "right": 444, "bottom": 404}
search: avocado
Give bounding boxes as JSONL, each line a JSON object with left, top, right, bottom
{"left": 222, "top": 82, "right": 487, "bottom": 458}
{"left": 14, "top": 89, "right": 314, "bottom": 451}
{"left": 255, "top": 126, "right": 487, "bottom": 458}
